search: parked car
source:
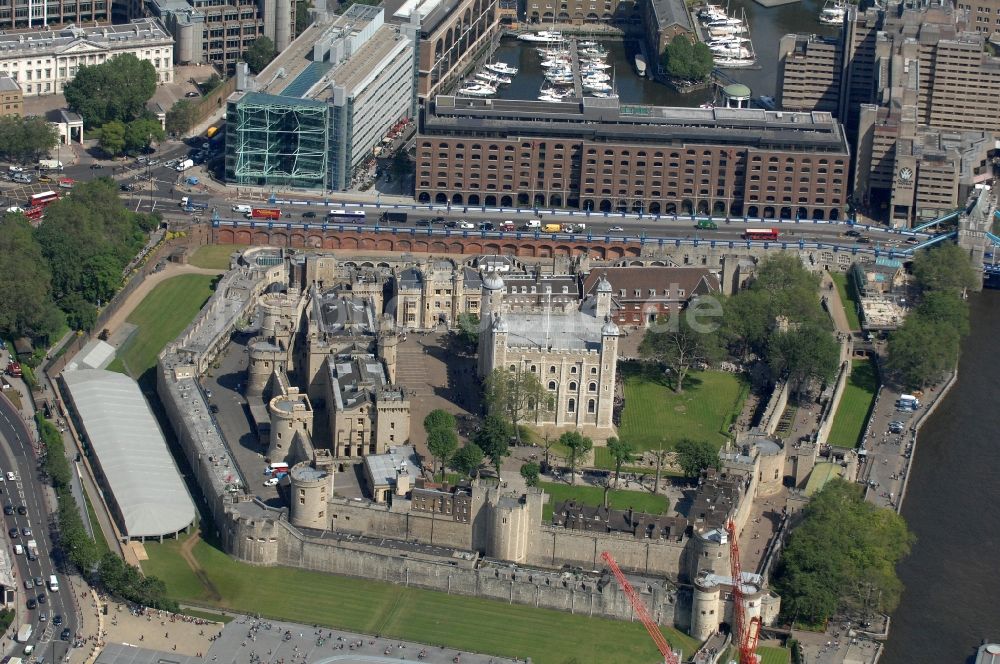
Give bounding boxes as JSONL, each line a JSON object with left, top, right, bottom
{"left": 479, "top": 222, "right": 494, "bottom": 231}
{"left": 61, "top": 628, "right": 72, "bottom": 641}
{"left": 26, "top": 598, "right": 36, "bottom": 610}
{"left": 302, "top": 211, "right": 317, "bottom": 218}
{"left": 185, "top": 91, "right": 200, "bottom": 98}
{"left": 3, "top": 505, "right": 12, "bottom": 515}
{"left": 609, "top": 225, "right": 624, "bottom": 232}
{"left": 8, "top": 528, "right": 17, "bottom": 538}
{"left": 17, "top": 505, "right": 26, "bottom": 515}
{"left": 458, "top": 221, "right": 475, "bottom": 229}
{"left": 263, "top": 477, "right": 279, "bottom": 487}
{"left": 89, "top": 163, "right": 103, "bottom": 169}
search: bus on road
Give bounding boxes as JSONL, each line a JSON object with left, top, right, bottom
{"left": 326, "top": 210, "right": 366, "bottom": 223}
{"left": 742, "top": 228, "right": 780, "bottom": 241}
{"left": 28, "top": 191, "right": 59, "bottom": 208}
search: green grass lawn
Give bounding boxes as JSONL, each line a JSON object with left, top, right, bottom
{"left": 114, "top": 274, "right": 217, "bottom": 378}
{"left": 722, "top": 645, "right": 790, "bottom": 664}
{"left": 830, "top": 272, "right": 861, "bottom": 331}
{"left": 538, "top": 480, "right": 669, "bottom": 521}
{"left": 827, "top": 360, "right": 879, "bottom": 448}
{"left": 188, "top": 244, "right": 245, "bottom": 270}
{"left": 83, "top": 489, "right": 112, "bottom": 557}
{"left": 618, "top": 364, "right": 748, "bottom": 451}
{"left": 143, "top": 532, "right": 700, "bottom": 664}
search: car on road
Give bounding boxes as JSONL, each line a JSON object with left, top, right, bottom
{"left": 888, "top": 421, "right": 905, "bottom": 434}
{"left": 61, "top": 628, "right": 72, "bottom": 641}
{"left": 844, "top": 229, "right": 862, "bottom": 237}
{"left": 608, "top": 225, "right": 624, "bottom": 232}
{"left": 148, "top": 159, "right": 160, "bottom": 167}
{"left": 855, "top": 236, "right": 871, "bottom": 244}
{"left": 185, "top": 91, "right": 200, "bottom": 98}
{"left": 443, "top": 221, "right": 458, "bottom": 228}
{"left": 26, "top": 598, "right": 36, "bottom": 610}
{"left": 33, "top": 576, "right": 43, "bottom": 587}
{"left": 263, "top": 477, "right": 279, "bottom": 487}
{"left": 479, "top": 222, "right": 494, "bottom": 231}
{"left": 13, "top": 544, "right": 22, "bottom": 555}
{"left": 7, "top": 471, "right": 17, "bottom": 481}
{"left": 36, "top": 593, "right": 46, "bottom": 604}
{"left": 21, "top": 527, "right": 31, "bottom": 536}
{"left": 39, "top": 612, "right": 48, "bottom": 622}
{"left": 458, "top": 221, "right": 475, "bottom": 229}
{"left": 431, "top": 216, "right": 445, "bottom": 224}
{"left": 905, "top": 236, "right": 919, "bottom": 244}
{"left": 17, "top": 505, "right": 26, "bottom": 515}
{"left": 3, "top": 505, "right": 12, "bottom": 515}
{"left": 8, "top": 528, "right": 17, "bottom": 538}
{"left": 302, "top": 211, "right": 317, "bottom": 218}
{"left": 209, "top": 404, "right": 219, "bottom": 414}
{"left": 416, "top": 220, "right": 431, "bottom": 227}
{"left": 38, "top": 175, "right": 52, "bottom": 184}
{"left": 89, "top": 163, "right": 103, "bottom": 169}
{"left": 8, "top": 165, "right": 22, "bottom": 173}
{"left": 53, "top": 614, "right": 63, "bottom": 626}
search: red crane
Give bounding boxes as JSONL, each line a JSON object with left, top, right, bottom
{"left": 726, "top": 520, "right": 761, "bottom": 664}
{"left": 600, "top": 551, "right": 679, "bottom": 664}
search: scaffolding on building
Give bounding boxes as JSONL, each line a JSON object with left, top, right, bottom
{"left": 226, "top": 92, "right": 330, "bottom": 190}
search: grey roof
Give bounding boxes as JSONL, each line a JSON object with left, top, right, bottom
{"left": 650, "top": 0, "right": 693, "bottom": 30}
{"left": 364, "top": 444, "right": 419, "bottom": 488}
{"left": 0, "top": 76, "right": 20, "bottom": 93}
{"left": 0, "top": 18, "right": 172, "bottom": 57}
{"left": 314, "top": 292, "right": 376, "bottom": 336}
{"left": 62, "top": 369, "right": 195, "bottom": 538}
{"left": 66, "top": 339, "right": 116, "bottom": 371}
{"left": 502, "top": 298, "right": 606, "bottom": 350}
{"left": 329, "top": 353, "right": 399, "bottom": 410}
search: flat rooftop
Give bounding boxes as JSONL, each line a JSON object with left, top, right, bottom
{"left": 314, "top": 292, "right": 376, "bottom": 336}
{"left": 0, "top": 19, "right": 172, "bottom": 56}
{"left": 501, "top": 298, "right": 605, "bottom": 351}
{"left": 424, "top": 96, "right": 849, "bottom": 152}
{"left": 329, "top": 25, "right": 409, "bottom": 94}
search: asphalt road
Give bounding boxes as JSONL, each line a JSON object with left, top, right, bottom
{"left": 0, "top": 393, "right": 74, "bottom": 661}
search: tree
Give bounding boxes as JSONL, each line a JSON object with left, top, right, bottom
{"left": 911, "top": 243, "right": 977, "bottom": 294}
{"left": 915, "top": 291, "right": 969, "bottom": 337}
{"left": 886, "top": 315, "right": 959, "bottom": 388}
{"left": 450, "top": 443, "right": 484, "bottom": 479}
{"left": 455, "top": 313, "right": 480, "bottom": 350}
{"left": 390, "top": 149, "right": 412, "bottom": 182}
{"left": 426, "top": 428, "right": 459, "bottom": 480}
{"left": 560, "top": 431, "right": 593, "bottom": 485}
{"left": 767, "top": 323, "right": 840, "bottom": 397}
{"left": 605, "top": 437, "right": 635, "bottom": 487}
{"left": 244, "top": 37, "right": 277, "bottom": 74}
{"left": 424, "top": 409, "right": 458, "bottom": 480}
{"left": 661, "top": 34, "right": 714, "bottom": 81}
{"left": 99, "top": 121, "right": 127, "bottom": 157}
{"left": 473, "top": 414, "right": 512, "bottom": 481}
{"left": 484, "top": 367, "right": 548, "bottom": 443}
{"left": 520, "top": 461, "right": 540, "bottom": 487}
{"left": 0, "top": 116, "right": 58, "bottom": 164}
{"left": 720, "top": 289, "right": 771, "bottom": 361}
{"left": 201, "top": 73, "right": 224, "bottom": 94}
{"left": 639, "top": 313, "right": 721, "bottom": 392}
{"left": 675, "top": 438, "right": 720, "bottom": 477}
{"left": 0, "top": 216, "right": 64, "bottom": 341}
{"left": 166, "top": 99, "right": 199, "bottom": 136}
{"left": 124, "top": 117, "right": 165, "bottom": 155}
{"left": 63, "top": 53, "right": 157, "bottom": 127}
{"left": 774, "top": 479, "right": 913, "bottom": 625}
{"left": 295, "top": 0, "right": 314, "bottom": 35}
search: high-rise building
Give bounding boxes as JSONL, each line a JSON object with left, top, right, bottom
{"left": 776, "top": 34, "right": 841, "bottom": 114}
{"left": 0, "top": 0, "right": 110, "bottom": 30}
{"left": 225, "top": 7, "right": 414, "bottom": 191}
{"left": 416, "top": 96, "right": 851, "bottom": 221}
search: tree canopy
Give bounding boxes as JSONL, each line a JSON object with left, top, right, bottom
{"left": 675, "top": 438, "right": 720, "bottom": 477}
{"left": 424, "top": 409, "right": 458, "bottom": 480}
{"left": 774, "top": 479, "right": 913, "bottom": 625}
{"left": 559, "top": 431, "right": 593, "bottom": 484}
{"left": 0, "top": 116, "right": 58, "bottom": 164}
{"left": 661, "top": 34, "right": 714, "bottom": 81}
{"left": 639, "top": 312, "right": 722, "bottom": 392}
{"left": 166, "top": 99, "right": 199, "bottom": 136}
{"left": 0, "top": 216, "right": 64, "bottom": 343}
{"left": 63, "top": 53, "right": 157, "bottom": 127}
{"left": 98, "top": 121, "right": 127, "bottom": 157}
{"left": 473, "top": 414, "right": 512, "bottom": 481}
{"left": 450, "top": 443, "right": 484, "bottom": 479}
{"left": 519, "top": 461, "right": 540, "bottom": 487}
{"left": 605, "top": 437, "right": 635, "bottom": 486}
{"left": 244, "top": 37, "right": 278, "bottom": 74}
{"left": 767, "top": 323, "right": 840, "bottom": 396}
{"left": 911, "top": 243, "right": 977, "bottom": 293}
{"left": 124, "top": 118, "right": 166, "bottom": 155}
{"left": 484, "top": 367, "right": 549, "bottom": 443}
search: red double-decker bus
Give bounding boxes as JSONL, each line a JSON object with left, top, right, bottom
{"left": 248, "top": 208, "right": 281, "bottom": 220}
{"left": 28, "top": 191, "right": 59, "bottom": 208}
{"left": 743, "top": 228, "right": 780, "bottom": 241}
{"left": 23, "top": 207, "right": 45, "bottom": 220}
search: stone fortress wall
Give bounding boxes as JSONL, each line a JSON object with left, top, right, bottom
{"left": 157, "top": 246, "right": 779, "bottom": 637}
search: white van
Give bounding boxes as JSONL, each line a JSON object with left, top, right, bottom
{"left": 521, "top": 219, "right": 541, "bottom": 230}
{"left": 232, "top": 204, "right": 253, "bottom": 214}
{"left": 13, "top": 544, "right": 23, "bottom": 555}
{"left": 899, "top": 394, "right": 921, "bottom": 407}
{"left": 48, "top": 575, "right": 58, "bottom": 592}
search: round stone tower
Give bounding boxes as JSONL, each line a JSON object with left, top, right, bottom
{"left": 267, "top": 391, "right": 313, "bottom": 462}
{"left": 689, "top": 525, "right": 732, "bottom": 580}
{"left": 754, "top": 439, "right": 786, "bottom": 497}
{"left": 691, "top": 571, "right": 723, "bottom": 641}
{"left": 289, "top": 461, "right": 333, "bottom": 529}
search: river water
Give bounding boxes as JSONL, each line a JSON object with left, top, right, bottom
{"left": 882, "top": 291, "right": 1000, "bottom": 663}
{"left": 489, "top": 0, "right": 838, "bottom": 105}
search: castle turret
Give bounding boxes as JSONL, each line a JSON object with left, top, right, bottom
{"left": 595, "top": 274, "right": 613, "bottom": 318}
{"left": 377, "top": 332, "right": 399, "bottom": 384}
{"left": 289, "top": 461, "right": 333, "bottom": 529}
{"left": 267, "top": 390, "right": 314, "bottom": 462}
{"left": 478, "top": 272, "right": 506, "bottom": 377}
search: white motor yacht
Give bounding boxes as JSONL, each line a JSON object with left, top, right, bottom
{"left": 485, "top": 62, "right": 518, "bottom": 76}
{"left": 518, "top": 30, "right": 564, "bottom": 43}
{"left": 819, "top": 0, "right": 847, "bottom": 24}
{"left": 457, "top": 82, "right": 497, "bottom": 97}
{"left": 476, "top": 71, "right": 512, "bottom": 85}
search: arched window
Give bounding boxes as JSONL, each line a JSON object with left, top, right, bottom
{"left": 548, "top": 381, "right": 557, "bottom": 390}
{"left": 530, "top": 365, "right": 537, "bottom": 372}
{"left": 569, "top": 381, "right": 578, "bottom": 392}
{"left": 588, "top": 382, "right": 597, "bottom": 393}
{"left": 570, "top": 366, "right": 578, "bottom": 374}
{"left": 549, "top": 366, "right": 557, "bottom": 374}
{"left": 509, "top": 364, "right": 517, "bottom": 372}
{"left": 590, "top": 367, "right": 598, "bottom": 374}
{"left": 568, "top": 398, "right": 576, "bottom": 413}
{"left": 588, "top": 399, "right": 596, "bottom": 414}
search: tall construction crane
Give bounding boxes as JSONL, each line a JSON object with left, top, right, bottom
{"left": 726, "top": 520, "right": 761, "bottom": 664}
{"left": 600, "top": 551, "right": 679, "bottom": 664}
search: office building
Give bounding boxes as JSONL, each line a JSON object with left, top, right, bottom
{"left": 144, "top": 0, "right": 284, "bottom": 70}
{"left": 225, "top": 7, "right": 414, "bottom": 191}
{"left": 776, "top": 34, "right": 841, "bottom": 114}
{"left": 392, "top": 0, "right": 501, "bottom": 101}
{"left": 0, "top": 19, "right": 173, "bottom": 97}
{"left": 523, "top": 0, "right": 641, "bottom": 26}
{"left": 0, "top": 73, "right": 22, "bottom": 116}
{"left": 417, "top": 96, "right": 850, "bottom": 220}
{"left": 0, "top": 0, "right": 110, "bottom": 31}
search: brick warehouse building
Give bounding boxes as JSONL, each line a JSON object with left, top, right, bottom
{"left": 416, "top": 96, "right": 851, "bottom": 220}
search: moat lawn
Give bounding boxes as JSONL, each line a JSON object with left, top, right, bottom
{"left": 830, "top": 272, "right": 862, "bottom": 331}
{"left": 108, "top": 274, "right": 217, "bottom": 378}
{"left": 827, "top": 360, "right": 879, "bottom": 448}
{"left": 538, "top": 481, "right": 669, "bottom": 521}
{"left": 618, "top": 363, "right": 748, "bottom": 451}
{"left": 143, "top": 531, "right": 701, "bottom": 664}
{"left": 188, "top": 244, "right": 247, "bottom": 270}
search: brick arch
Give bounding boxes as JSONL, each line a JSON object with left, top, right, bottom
{"left": 360, "top": 237, "right": 377, "bottom": 249}
{"left": 307, "top": 234, "right": 324, "bottom": 247}
{"left": 253, "top": 231, "right": 271, "bottom": 245}
{"left": 554, "top": 244, "right": 572, "bottom": 256}
{"left": 449, "top": 242, "right": 465, "bottom": 254}
{"left": 341, "top": 236, "right": 359, "bottom": 249}
{"left": 290, "top": 233, "right": 305, "bottom": 247}
{"left": 625, "top": 246, "right": 641, "bottom": 257}
{"left": 537, "top": 244, "right": 554, "bottom": 258}
{"left": 235, "top": 229, "right": 252, "bottom": 244}
{"left": 431, "top": 241, "right": 449, "bottom": 252}
{"left": 377, "top": 239, "right": 394, "bottom": 251}
{"left": 501, "top": 243, "right": 518, "bottom": 255}
{"left": 397, "top": 239, "right": 412, "bottom": 252}
{"left": 590, "top": 246, "right": 606, "bottom": 260}
{"left": 466, "top": 242, "right": 483, "bottom": 253}
{"left": 607, "top": 246, "right": 624, "bottom": 259}
{"left": 324, "top": 236, "right": 340, "bottom": 249}
{"left": 574, "top": 245, "right": 591, "bottom": 256}
{"left": 413, "top": 240, "right": 429, "bottom": 252}
{"left": 216, "top": 229, "right": 235, "bottom": 244}
{"left": 485, "top": 242, "right": 501, "bottom": 253}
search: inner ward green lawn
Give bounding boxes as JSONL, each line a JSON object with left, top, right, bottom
{"left": 188, "top": 244, "right": 246, "bottom": 270}
{"left": 618, "top": 364, "right": 748, "bottom": 451}
{"left": 827, "top": 360, "right": 879, "bottom": 448}
{"left": 830, "top": 272, "right": 861, "bottom": 331}
{"left": 112, "top": 274, "right": 217, "bottom": 378}
{"left": 538, "top": 480, "right": 669, "bottom": 521}
{"left": 143, "top": 532, "right": 700, "bottom": 664}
